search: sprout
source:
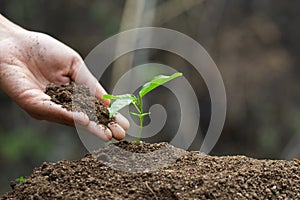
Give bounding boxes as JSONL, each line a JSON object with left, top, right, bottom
{"left": 102, "top": 72, "right": 183, "bottom": 144}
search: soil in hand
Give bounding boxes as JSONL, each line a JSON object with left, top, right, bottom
{"left": 45, "top": 82, "right": 114, "bottom": 126}
{"left": 2, "top": 141, "right": 300, "bottom": 199}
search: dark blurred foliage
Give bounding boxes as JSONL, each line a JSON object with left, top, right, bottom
{"left": 0, "top": 0, "right": 300, "bottom": 194}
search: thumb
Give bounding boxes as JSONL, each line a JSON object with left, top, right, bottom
{"left": 69, "top": 55, "right": 110, "bottom": 105}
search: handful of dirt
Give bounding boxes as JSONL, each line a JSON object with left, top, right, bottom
{"left": 45, "top": 82, "right": 114, "bottom": 126}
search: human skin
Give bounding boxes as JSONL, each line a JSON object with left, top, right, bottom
{"left": 0, "top": 14, "right": 129, "bottom": 141}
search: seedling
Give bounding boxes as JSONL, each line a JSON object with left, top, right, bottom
{"left": 102, "top": 72, "right": 183, "bottom": 144}
{"left": 15, "top": 176, "right": 25, "bottom": 183}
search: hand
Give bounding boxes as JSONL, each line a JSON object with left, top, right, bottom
{"left": 0, "top": 17, "right": 129, "bottom": 141}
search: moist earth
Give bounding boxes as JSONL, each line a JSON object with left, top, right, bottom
{"left": 45, "top": 82, "right": 114, "bottom": 126}
{"left": 2, "top": 141, "right": 300, "bottom": 199}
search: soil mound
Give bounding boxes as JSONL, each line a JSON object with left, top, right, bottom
{"left": 2, "top": 141, "right": 300, "bottom": 199}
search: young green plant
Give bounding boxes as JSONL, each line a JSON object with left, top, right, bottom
{"left": 15, "top": 176, "right": 25, "bottom": 184}
{"left": 102, "top": 72, "right": 183, "bottom": 144}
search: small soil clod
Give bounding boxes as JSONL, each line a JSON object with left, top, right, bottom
{"left": 45, "top": 82, "right": 115, "bottom": 126}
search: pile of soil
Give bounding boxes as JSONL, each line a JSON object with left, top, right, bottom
{"left": 3, "top": 82, "right": 298, "bottom": 199}
{"left": 2, "top": 141, "right": 300, "bottom": 199}
{"left": 45, "top": 82, "right": 114, "bottom": 126}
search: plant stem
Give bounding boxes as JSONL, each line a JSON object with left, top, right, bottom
{"left": 134, "top": 97, "right": 144, "bottom": 144}
{"left": 136, "top": 116, "right": 143, "bottom": 144}
{"left": 133, "top": 102, "right": 141, "bottom": 113}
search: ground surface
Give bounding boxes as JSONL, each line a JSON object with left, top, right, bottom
{"left": 2, "top": 141, "right": 300, "bottom": 199}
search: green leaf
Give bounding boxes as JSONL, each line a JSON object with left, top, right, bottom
{"left": 139, "top": 72, "right": 183, "bottom": 98}
{"left": 108, "top": 94, "right": 137, "bottom": 118}
{"left": 130, "top": 112, "right": 151, "bottom": 117}
{"left": 15, "top": 176, "right": 25, "bottom": 183}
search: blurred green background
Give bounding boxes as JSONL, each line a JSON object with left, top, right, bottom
{"left": 1, "top": 0, "right": 300, "bottom": 195}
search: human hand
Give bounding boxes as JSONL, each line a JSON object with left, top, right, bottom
{"left": 0, "top": 16, "right": 129, "bottom": 141}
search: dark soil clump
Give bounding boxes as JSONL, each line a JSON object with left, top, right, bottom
{"left": 45, "top": 82, "right": 114, "bottom": 126}
{"left": 2, "top": 141, "right": 300, "bottom": 199}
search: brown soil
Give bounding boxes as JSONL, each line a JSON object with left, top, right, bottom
{"left": 45, "top": 82, "right": 114, "bottom": 126}
{"left": 2, "top": 141, "right": 300, "bottom": 199}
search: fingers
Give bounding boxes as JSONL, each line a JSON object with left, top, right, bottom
{"left": 26, "top": 98, "right": 88, "bottom": 127}
{"left": 41, "top": 100, "right": 127, "bottom": 141}
{"left": 39, "top": 101, "right": 123, "bottom": 141}
{"left": 73, "top": 110, "right": 128, "bottom": 141}
{"left": 108, "top": 122, "right": 125, "bottom": 140}
{"left": 29, "top": 100, "right": 118, "bottom": 141}
{"left": 114, "top": 112, "right": 130, "bottom": 130}
{"left": 73, "top": 112, "right": 128, "bottom": 141}
{"left": 40, "top": 104, "right": 125, "bottom": 142}
{"left": 83, "top": 121, "right": 112, "bottom": 142}
{"left": 72, "top": 112, "right": 89, "bottom": 126}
